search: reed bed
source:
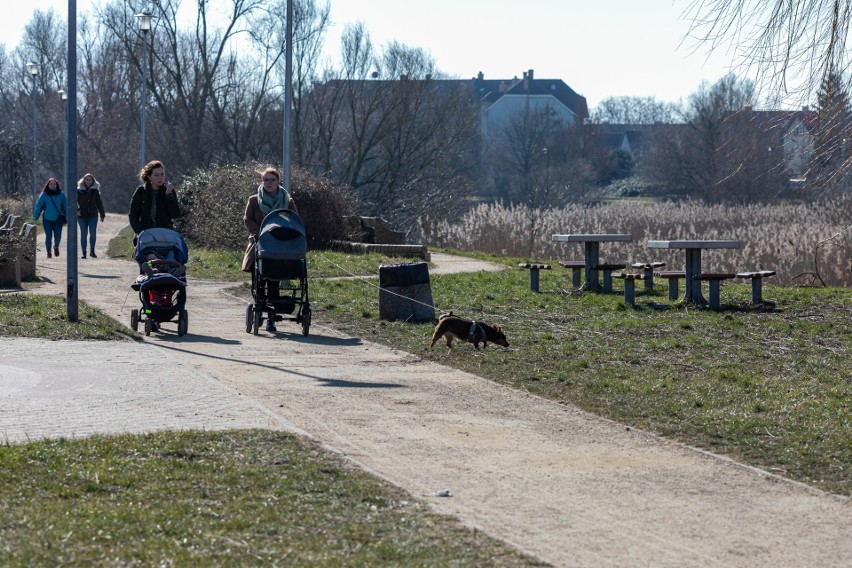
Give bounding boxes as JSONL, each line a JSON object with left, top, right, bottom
{"left": 425, "top": 196, "right": 852, "bottom": 286}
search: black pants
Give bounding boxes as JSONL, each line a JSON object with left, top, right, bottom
{"left": 252, "top": 271, "right": 280, "bottom": 301}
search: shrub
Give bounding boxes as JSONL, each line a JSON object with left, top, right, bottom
{"left": 0, "top": 197, "right": 30, "bottom": 221}
{"left": 176, "top": 162, "right": 356, "bottom": 250}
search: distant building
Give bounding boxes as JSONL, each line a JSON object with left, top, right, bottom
{"left": 470, "top": 69, "right": 589, "bottom": 138}
{"left": 748, "top": 108, "right": 817, "bottom": 177}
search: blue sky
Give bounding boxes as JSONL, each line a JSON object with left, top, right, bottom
{"left": 9, "top": 0, "right": 746, "bottom": 109}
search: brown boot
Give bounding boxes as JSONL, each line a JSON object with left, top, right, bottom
{"left": 47, "top": 248, "right": 52, "bottom": 258}
{"left": 54, "top": 246, "right": 60, "bottom": 257}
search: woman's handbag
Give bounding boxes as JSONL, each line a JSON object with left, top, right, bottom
{"left": 49, "top": 195, "right": 67, "bottom": 225}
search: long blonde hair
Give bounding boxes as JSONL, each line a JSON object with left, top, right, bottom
{"left": 77, "top": 173, "right": 99, "bottom": 188}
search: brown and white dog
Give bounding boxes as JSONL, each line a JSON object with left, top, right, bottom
{"left": 429, "top": 312, "right": 509, "bottom": 351}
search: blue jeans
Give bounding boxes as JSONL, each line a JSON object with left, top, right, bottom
{"left": 42, "top": 219, "right": 62, "bottom": 251}
{"left": 78, "top": 216, "right": 99, "bottom": 253}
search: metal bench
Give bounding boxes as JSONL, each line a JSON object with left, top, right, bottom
{"left": 736, "top": 270, "right": 776, "bottom": 304}
{"left": 694, "top": 273, "right": 737, "bottom": 310}
{"left": 518, "top": 263, "right": 551, "bottom": 292}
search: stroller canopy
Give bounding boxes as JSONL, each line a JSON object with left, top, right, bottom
{"left": 135, "top": 227, "right": 190, "bottom": 264}
{"left": 257, "top": 209, "right": 306, "bottom": 261}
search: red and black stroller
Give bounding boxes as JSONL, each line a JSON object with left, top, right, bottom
{"left": 245, "top": 208, "right": 311, "bottom": 336}
{"left": 130, "top": 227, "right": 189, "bottom": 337}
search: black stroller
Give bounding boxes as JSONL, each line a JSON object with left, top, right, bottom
{"left": 245, "top": 208, "right": 311, "bottom": 336}
{"left": 130, "top": 227, "right": 189, "bottom": 337}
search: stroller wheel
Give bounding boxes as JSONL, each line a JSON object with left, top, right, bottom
{"left": 144, "top": 318, "right": 153, "bottom": 336}
{"left": 245, "top": 304, "right": 253, "bottom": 334}
{"left": 301, "top": 305, "right": 311, "bottom": 336}
{"left": 130, "top": 309, "right": 139, "bottom": 332}
{"left": 253, "top": 308, "right": 262, "bottom": 336}
{"left": 177, "top": 309, "right": 188, "bottom": 337}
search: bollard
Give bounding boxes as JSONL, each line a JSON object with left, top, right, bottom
{"left": 379, "top": 262, "right": 435, "bottom": 321}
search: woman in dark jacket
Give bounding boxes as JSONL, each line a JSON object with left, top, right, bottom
{"left": 128, "top": 160, "right": 181, "bottom": 236}
{"left": 76, "top": 173, "right": 106, "bottom": 258}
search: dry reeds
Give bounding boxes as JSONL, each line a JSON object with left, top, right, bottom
{"left": 424, "top": 197, "right": 852, "bottom": 287}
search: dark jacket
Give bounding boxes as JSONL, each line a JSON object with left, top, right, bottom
{"left": 77, "top": 183, "right": 106, "bottom": 219}
{"left": 128, "top": 184, "right": 182, "bottom": 234}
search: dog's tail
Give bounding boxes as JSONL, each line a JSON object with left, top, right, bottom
{"left": 438, "top": 310, "right": 454, "bottom": 321}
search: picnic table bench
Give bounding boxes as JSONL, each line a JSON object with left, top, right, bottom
{"left": 552, "top": 234, "right": 632, "bottom": 292}
{"left": 632, "top": 261, "right": 666, "bottom": 290}
{"left": 559, "top": 260, "right": 584, "bottom": 287}
{"left": 613, "top": 272, "right": 644, "bottom": 306}
{"left": 518, "top": 263, "right": 551, "bottom": 292}
{"left": 647, "top": 240, "right": 740, "bottom": 304}
{"left": 593, "top": 263, "right": 627, "bottom": 293}
{"left": 737, "top": 270, "right": 776, "bottom": 304}
{"left": 655, "top": 270, "right": 687, "bottom": 300}
{"left": 695, "top": 273, "right": 737, "bottom": 310}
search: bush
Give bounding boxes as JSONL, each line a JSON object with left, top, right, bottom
{"left": 0, "top": 197, "right": 30, "bottom": 222}
{"left": 176, "top": 162, "right": 356, "bottom": 250}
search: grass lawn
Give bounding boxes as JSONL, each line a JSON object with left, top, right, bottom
{"left": 299, "top": 251, "right": 852, "bottom": 497}
{"left": 168, "top": 242, "right": 848, "bottom": 497}
{"left": 0, "top": 430, "right": 540, "bottom": 566}
{"left": 5, "top": 237, "right": 848, "bottom": 562}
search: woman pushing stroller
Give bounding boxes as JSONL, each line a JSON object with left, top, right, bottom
{"left": 242, "top": 167, "right": 297, "bottom": 332}
{"left": 128, "top": 160, "right": 181, "bottom": 237}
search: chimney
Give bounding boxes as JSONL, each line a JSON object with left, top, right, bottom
{"left": 477, "top": 71, "right": 484, "bottom": 81}
{"left": 527, "top": 69, "right": 534, "bottom": 80}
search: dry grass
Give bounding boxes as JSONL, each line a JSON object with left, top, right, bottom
{"left": 424, "top": 197, "right": 852, "bottom": 286}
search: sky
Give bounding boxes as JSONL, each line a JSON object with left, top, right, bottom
{"left": 6, "top": 0, "right": 745, "bottom": 110}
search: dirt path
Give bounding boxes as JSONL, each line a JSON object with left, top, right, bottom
{"left": 2, "top": 214, "right": 849, "bottom": 567}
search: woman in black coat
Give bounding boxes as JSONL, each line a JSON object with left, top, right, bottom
{"left": 76, "top": 173, "right": 106, "bottom": 258}
{"left": 128, "top": 160, "right": 181, "bottom": 236}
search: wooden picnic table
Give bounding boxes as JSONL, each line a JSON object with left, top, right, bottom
{"left": 646, "top": 240, "right": 740, "bottom": 303}
{"left": 551, "top": 234, "right": 631, "bottom": 292}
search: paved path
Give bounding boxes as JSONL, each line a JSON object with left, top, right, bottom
{"left": 1, "top": 214, "right": 849, "bottom": 568}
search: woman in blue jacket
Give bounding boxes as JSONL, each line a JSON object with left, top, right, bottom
{"left": 33, "top": 178, "right": 68, "bottom": 258}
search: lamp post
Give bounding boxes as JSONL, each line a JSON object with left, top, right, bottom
{"left": 135, "top": 12, "right": 152, "bottom": 172}
{"left": 282, "top": 0, "right": 293, "bottom": 192}
{"left": 26, "top": 62, "right": 38, "bottom": 216}
{"left": 58, "top": 90, "right": 68, "bottom": 192}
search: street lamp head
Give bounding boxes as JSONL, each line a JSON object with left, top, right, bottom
{"left": 135, "top": 12, "right": 153, "bottom": 33}
{"left": 58, "top": 89, "right": 67, "bottom": 101}
{"left": 26, "top": 62, "right": 38, "bottom": 76}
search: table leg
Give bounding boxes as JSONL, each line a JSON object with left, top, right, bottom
{"left": 584, "top": 242, "right": 600, "bottom": 291}
{"left": 684, "top": 248, "right": 705, "bottom": 303}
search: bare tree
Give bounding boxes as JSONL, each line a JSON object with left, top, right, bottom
{"left": 644, "top": 74, "right": 785, "bottom": 202}
{"left": 590, "top": 96, "right": 679, "bottom": 124}
{"left": 809, "top": 69, "right": 852, "bottom": 191}
{"left": 302, "top": 26, "right": 479, "bottom": 230}
{"left": 683, "top": 0, "right": 852, "bottom": 104}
